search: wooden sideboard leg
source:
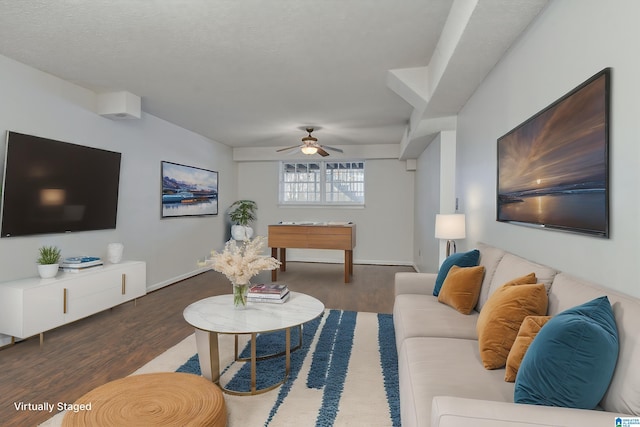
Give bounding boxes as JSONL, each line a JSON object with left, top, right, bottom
{"left": 344, "top": 250, "right": 353, "bottom": 283}
{"left": 271, "top": 248, "right": 278, "bottom": 281}
{"left": 0, "top": 336, "right": 16, "bottom": 351}
{"left": 280, "top": 248, "right": 287, "bottom": 272}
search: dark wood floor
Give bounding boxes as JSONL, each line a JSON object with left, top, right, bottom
{"left": 0, "top": 262, "right": 413, "bottom": 427}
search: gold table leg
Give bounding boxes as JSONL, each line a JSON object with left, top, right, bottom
{"left": 251, "top": 333, "right": 257, "bottom": 394}
{"left": 235, "top": 325, "right": 302, "bottom": 362}
{"left": 285, "top": 327, "right": 291, "bottom": 376}
{"left": 221, "top": 326, "right": 296, "bottom": 396}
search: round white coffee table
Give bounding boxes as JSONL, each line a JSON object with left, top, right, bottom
{"left": 183, "top": 291, "right": 324, "bottom": 395}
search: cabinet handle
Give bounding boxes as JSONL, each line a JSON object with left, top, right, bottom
{"left": 121, "top": 274, "right": 126, "bottom": 295}
{"left": 63, "top": 288, "right": 68, "bottom": 314}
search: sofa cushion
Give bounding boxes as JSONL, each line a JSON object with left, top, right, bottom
{"left": 437, "top": 265, "right": 485, "bottom": 315}
{"left": 433, "top": 249, "right": 480, "bottom": 296}
{"left": 475, "top": 242, "right": 506, "bottom": 311}
{"left": 393, "top": 294, "right": 479, "bottom": 350}
{"left": 477, "top": 280, "right": 548, "bottom": 369}
{"left": 504, "top": 315, "right": 551, "bottom": 382}
{"left": 549, "top": 273, "right": 640, "bottom": 415}
{"left": 515, "top": 296, "right": 618, "bottom": 409}
{"left": 398, "top": 337, "right": 515, "bottom": 427}
{"left": 488, "top": 253, "right": 556, "bottom": 299}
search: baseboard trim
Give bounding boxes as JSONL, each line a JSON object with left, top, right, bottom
{"left": 146, "top": 267, "right": 210, "bottom": 293}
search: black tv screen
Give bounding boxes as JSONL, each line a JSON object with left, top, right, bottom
{"left": 497, "top": 68, "right": 610, "bottom": 237}
{"left": 1, "top": 131, "right": 122, "bottom": 237}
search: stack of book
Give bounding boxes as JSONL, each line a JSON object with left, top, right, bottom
{"left": 59, "top": 256, "right": 104, "bottom": 273}
{"left": 247, "top": 283, "right": 290, "bottom": 304}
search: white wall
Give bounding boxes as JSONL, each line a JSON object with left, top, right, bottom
{"left": 235, "top": 159, "right": 414, "bottom": 265}
{"left": 414, "top": 135, "right": 441, "bottom": 273}
{"left": 0, "top": 54, "right": 236, "bottom": 289}
{"left": 456, "top": 0, "right": 640, "bottom": 297}
{"left": 413, "top": 130, "right": 460, "bottom": 273}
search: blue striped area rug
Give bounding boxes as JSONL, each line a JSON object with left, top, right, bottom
{"left": 177, "top": 309, "right": 400, "bottom": 427}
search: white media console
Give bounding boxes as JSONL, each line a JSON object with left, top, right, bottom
{"left": 0, "top": 261, "right": 146, "bottom": 344}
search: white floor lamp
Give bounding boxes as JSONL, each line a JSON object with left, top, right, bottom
{"left": 435, "top": 214, "right": 466, "bottom": 257}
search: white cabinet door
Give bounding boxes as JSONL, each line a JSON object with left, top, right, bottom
{"left": 64, "top": 262, "right": 146, "bottom": 323}
{"left": 119, "top": 262, "right": 146, "bottom": 302}
{"left": 22, "top": 283, "right": 65, "bottom": 338}
{"left": 64, "top": 270, "right": 123, "bottom": 323}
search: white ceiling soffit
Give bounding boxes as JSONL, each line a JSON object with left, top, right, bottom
{"left": 0, "top": 1, "right": 546, "bottom": 160}
{"left": 389, "top": 0, "right": 549, "bottom": 160}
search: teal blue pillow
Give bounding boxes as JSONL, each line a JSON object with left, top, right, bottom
{"left": 514, "top": 296, "right": 618, "bottom": 409}
{"left": 433, "top": 249, "right": 480, "bottom": 296}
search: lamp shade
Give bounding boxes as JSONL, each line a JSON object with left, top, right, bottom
{"left": 435, "top": 214, "right": 466, "bottom": 239}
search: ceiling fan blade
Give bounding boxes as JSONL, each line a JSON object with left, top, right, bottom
{"left": 276, "top": 145, "right": 302, "bottom": 152}
{"left": 316, "top": 147, "right": 330, "bottom": 157}
{"left": 321, "top": 145, "right": 343, "bottom": 153}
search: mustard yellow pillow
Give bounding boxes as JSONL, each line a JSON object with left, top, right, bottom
{"left": 476, "top": 278, "right": 548, "bottom": 370}
{"left": 437, "top": 265, "right": 485, "bottom": 314}
{"left": 504, "top": 272, "right": 537, "bottom": 287}
{"left": 505, "top": 315, "right": 552, "bottom": 382}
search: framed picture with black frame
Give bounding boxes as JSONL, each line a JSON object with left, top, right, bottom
{"left": 161, "top": 161, "right": 218, "bottom": 218}
{"left": 497, "top": 68, "right": 610, "bottom": 237}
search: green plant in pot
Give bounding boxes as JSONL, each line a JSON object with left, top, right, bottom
{"left": 37, "top": 245, "right": 61, "bottom": 279}
{"left": 229, "top": 200, "right": 257, "bottom": 241}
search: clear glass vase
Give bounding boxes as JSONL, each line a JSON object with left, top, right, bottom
{"left": 232, "top": 283, "right": 249, "bottom": 308}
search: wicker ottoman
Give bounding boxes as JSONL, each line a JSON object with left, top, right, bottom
{"left": 62, "top": 372, "right": 226, "bottom": 427}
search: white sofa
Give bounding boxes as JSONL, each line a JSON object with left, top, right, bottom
{"left": 393, "top": 242, "right": 640, "bottom": 427}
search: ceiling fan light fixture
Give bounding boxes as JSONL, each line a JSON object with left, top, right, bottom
{"left": 301, "top": 145, "right": 318, "bottom": 155}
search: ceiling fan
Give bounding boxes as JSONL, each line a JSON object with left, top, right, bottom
{"left": 277, "top": 127, "right": 343, "bottom": 157}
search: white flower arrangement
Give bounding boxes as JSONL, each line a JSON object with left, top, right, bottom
{"left": 200, "top": 236, "right": 280, "bottom": 285}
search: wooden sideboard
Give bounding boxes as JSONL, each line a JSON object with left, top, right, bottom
{"left": 268, "top": 223, "right": 356, "bottom": 283}
{"left": 0, "top": 261, "right": 146, "bottom": 345}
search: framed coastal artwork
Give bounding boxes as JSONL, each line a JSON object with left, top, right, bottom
{"left": 497, "top": 68, "right": 610, "bottom": 237}
{"left": 161, "top": 161, "right": 218, "bottom": 218}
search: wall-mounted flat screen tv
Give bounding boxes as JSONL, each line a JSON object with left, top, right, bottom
{"left": 497, "top": 68, "right": 610, "bottom": 237}
{"left": 1, "top": 131, "right": 122, "bottom": 237}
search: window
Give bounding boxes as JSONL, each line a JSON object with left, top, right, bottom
{"left": 279, "top": 161, "right": 365, "bottom": 205}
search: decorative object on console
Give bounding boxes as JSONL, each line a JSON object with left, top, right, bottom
{"left": 36, "top": 245, "right": 61, "bottom": 279}
{"left": 515, "top": 296, "right": 619, "bottom": 409}
{"left": 161, "top": 161, "right": 218, "bottom": 218}
{"left": 435, "top": 214, "right": 466, "bottom": 257}
{"left": 107, "top": 243, "right": 124, "bottom": 263}
{"left": 437, "top": 265, "right": 485, "bottom": 315}
{"left": 497, "top": 68, "right": 610, "bottom": 237}
{"left": 228, "top": 200, "right": 257, "bottom": 241}
{"left": 199, "top": 236, "right": 280, "bottom": 308}
{"left": 476, "top": 275, "right": 547, "bottom": 370}
{"left": 432, "top": 249, "right": 479, "bottom": 297}
{"left": 60, "top": 256, "right": 104, "bottom": 272}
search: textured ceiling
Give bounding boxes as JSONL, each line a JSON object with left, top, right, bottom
{"left": 0, "top": 1, "right": 546, "bottom": 154}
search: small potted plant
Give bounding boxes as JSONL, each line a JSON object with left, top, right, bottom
{"left": 229, "top": 200, "right": 257, "bottom": 241}
{"left": 37, "top": 245, "right": 61, "bottom": 279}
